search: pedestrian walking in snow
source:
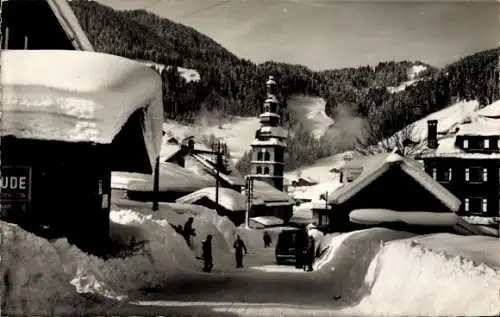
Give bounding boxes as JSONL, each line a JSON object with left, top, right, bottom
{"left": 263, "top": 231, "right": 272, "bottom": 248}
{"left": 305, "top": 235, "right": 315, "bottom": 272}
{"left": 183, "top": 217, "right": 196, "bottom": 247}
{"left": 202, "top": 234, "right": 213, "bottom": 272}
{"left": 233, "top": 235, "right": 248, "bottom": 268}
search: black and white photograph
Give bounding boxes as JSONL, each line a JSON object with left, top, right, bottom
{"left": 1, "top": 0, "right": 500, "bottom": 316}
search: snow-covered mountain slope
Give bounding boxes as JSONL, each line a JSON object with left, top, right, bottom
{"left": 287, "top": 95, "right": 334, "bottom": 138}
{"left": 163, "top": 117, "right": 261, "bottom": 163}
{"left": 387, "top": 63, "right": 429, "bottom": 93}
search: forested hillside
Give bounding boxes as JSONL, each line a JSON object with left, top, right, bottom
{"left": 70, "top": 0, "right": 499, "bottom": 171}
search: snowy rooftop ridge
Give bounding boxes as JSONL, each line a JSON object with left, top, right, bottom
{"left": 329, "top": 149, "right": 461, "bottom": 212}
{"left": 176, "top": 187, "right": 251, "bottom": 211}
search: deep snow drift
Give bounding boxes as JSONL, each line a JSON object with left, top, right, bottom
{"left": 1, "top": 204, "right": 238, "bottom": 314}
{"left": 0, "top": 221, "right": 83, "bottom": 315}
{"left": 314, "top": 228, "right": 500, "bottom": 316}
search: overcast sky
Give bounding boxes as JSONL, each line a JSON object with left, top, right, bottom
{"left": 99, "top": 0, "right": 499, "bottom": 70}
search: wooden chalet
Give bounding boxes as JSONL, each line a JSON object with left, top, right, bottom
{"left": 1, "top": 50, "right": 163, "bottom": 255}
{"left": 1, "top": 0, "right": 94, "bottom": 50}
{"left": 291, "top": 177, "right": 318, "bottom": 187}
{"left": 415, "top": 103, "right": 500, "bottom": 223}
{"left": 316, "top": 149, "right": 462, "bottom": 233}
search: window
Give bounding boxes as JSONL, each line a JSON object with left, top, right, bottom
{"left": 257, "top": 152, "right": 263, "bottom": 161}
{"left": 465, "top": 197, "right": 487, "bottom": 214}
{"left": 482, "top": 199, "right": 488, "bottom": 213}
{"left": 463, "top": 139, "right": 469, "bottom": 149}
{"left": 319, "top": 214, "right": 330, "bottom": 226}
{"left": 465, "top": 167, "right": 486, "bottom": 183}
{"left": 264, "top": 152, "right": 270, "bottom": 161}
{"left": 256, "top": 166, "right": 262, "bottom": 174}
{"left": 264, "top": 167, "right": 270, "bottom": 175}
{"left": 484, "top": 139, "right": 490, "bottom": 149}
{"left": 434, "top": 167, "right": 452, "bottom": 182}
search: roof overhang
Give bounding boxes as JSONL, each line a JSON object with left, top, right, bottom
{"left": 1, "top": 50, "right": 164, "bottom": 173}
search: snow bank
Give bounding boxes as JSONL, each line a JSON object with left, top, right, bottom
{"left": 315, "top": 228, "right": 416, "bottom": 303}
{"left": 316, "top": 228, "right": 500, "bottom": 316}
{"left": 356, "top": 237, "right": 500, "bottom": 316}
{"left": 0, "top": 221, "right": 82, "bottom": 315}
{"left": 52, "top": 209, "right": 199, "bottom": 300}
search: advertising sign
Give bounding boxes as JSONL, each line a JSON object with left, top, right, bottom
{"left": 1, "top": 165, "right": 32, "bottom": 203}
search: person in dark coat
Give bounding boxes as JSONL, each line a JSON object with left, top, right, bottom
{"left": 305, "top": 235, "right": 315, "bottom": 272}
{"left": 263, "top": 231, "right": 272, "bottom": 248}
{"left": 233, "top": 235, "right": 248, "bottom": 268}
{"left": 183, "top": 217, "right": 196, "bottom": 247}
{"left": 294, "top": 229, "right": 307, "bottom": 269}
{"left": 202, "top": 234, "right": 213, "bottom": 272}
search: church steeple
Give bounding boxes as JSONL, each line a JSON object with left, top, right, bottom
{"left": 250, "top": 76, "right": 287, "bottom": 191}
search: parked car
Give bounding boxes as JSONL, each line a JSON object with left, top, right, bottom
{"left": 275, "top": 228, "right": 308, "bottom": 265}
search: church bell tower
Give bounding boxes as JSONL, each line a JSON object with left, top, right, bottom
{"left": 249, "top": 76, "right": 287, "bottom": 191}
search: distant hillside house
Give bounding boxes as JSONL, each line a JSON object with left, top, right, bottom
{"left": 318, "top": 149, "right": 461, "bottom": 233}
{"left": 291, "top": 177, "right": 318, "bottom": 187}
{"left": 415, "top": 105, "right": 500, "bottom": 223}
{"left": 1, "top": 0, "right": 93, "bottom": 50}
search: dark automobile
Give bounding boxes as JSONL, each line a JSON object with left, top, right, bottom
{"left": 275, "top": 228, "right": 309, "bottom": 265}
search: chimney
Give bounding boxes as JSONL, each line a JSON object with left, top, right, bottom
{"left": 427, "top": 120, "right": 438, "bottom": 149}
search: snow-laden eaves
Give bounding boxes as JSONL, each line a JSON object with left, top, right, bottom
{"left": 1, "top": 50, "right": 164, "bottom": 172}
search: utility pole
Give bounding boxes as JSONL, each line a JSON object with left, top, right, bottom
{"left": 245, "top": 176, "right": 253, "bottom": 229}
{"left": 324, "top": 191, "right": 328, "bottom": 211}
{"left": 215, "top": 141, "right": 221, "bottom": 213}
{"left": 152, "top": 156, "right": 160, "bottom": 211}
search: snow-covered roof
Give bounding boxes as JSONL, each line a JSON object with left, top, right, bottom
{"left": 47, "top": 0, "right": 95, "bottom": 51}
{"left": 176, "top": 187, "right": 248, "bottom": 211}
{"left": 250, "top": 216, "right": 284, "bottom": 227}
{"left": 251, "top": 138, "right": 287, "bottom": 147}
{"left": 328, "top": 149, "right": 461, "bottom": 212}
{"left": 191, "top": 153, "right": 245, "bottom": 187}
{"left": 1, "top": 50, "right": 164, "bottom": 172}
{"left": 112, "top": 162, "right": 215, "bottom": 193}
{"left": 476, "top": 100, "right": 500, "bottom": 118}
{"left": 456, "top": 120, "right": 500, "bottom": 136}
{"left": 161, "top": 143, "right": 183, "bottom": 162}
{"left": 250, "top": 180, "right": 294, "bottom": 206}
{"left": 417, "top": 116, "right": 500, "bottom": 160}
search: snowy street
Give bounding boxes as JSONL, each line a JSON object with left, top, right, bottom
{"left": 107, "top": 249, "right": 347, "bottom": 317}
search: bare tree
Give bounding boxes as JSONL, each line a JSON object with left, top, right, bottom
{"left": 356, "top": 121, "right": 427, "bottom": 157}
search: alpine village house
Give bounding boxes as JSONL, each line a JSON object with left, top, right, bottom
{"left": 416, "top": 106, "right": 500, "bottom": 226}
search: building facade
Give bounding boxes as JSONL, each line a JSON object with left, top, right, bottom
{"left": 250, "top": 76, "right": 288, "bottom": 191}
{"left": 416, "top": 118, "right": 500, "bottom": 219}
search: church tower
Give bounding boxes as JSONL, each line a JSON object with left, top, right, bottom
{"left": 250, "top": 76, "right": 287, "bottom": 191}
